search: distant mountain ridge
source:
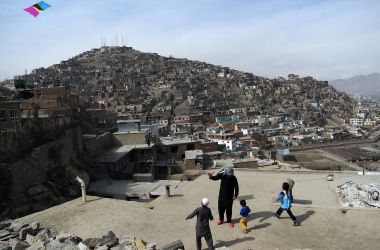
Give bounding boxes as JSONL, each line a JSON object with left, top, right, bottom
{"left": 331, "top": 73, "right": 380, "bottom": 97}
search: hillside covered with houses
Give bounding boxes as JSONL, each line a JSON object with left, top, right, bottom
{"left": 9, "top": 46, "right": 354, "bottom": 128}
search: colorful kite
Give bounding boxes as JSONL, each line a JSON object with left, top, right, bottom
{"left": 24, "top": 1, "right": 51, "bottom": 17}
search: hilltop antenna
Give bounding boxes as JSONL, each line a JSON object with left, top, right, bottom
{"left": 121, "top": 34, "right": 124, "bottom": 46}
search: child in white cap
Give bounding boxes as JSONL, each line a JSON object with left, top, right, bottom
{"left": 186, "top": 197, "right": 215, "bottom": 250}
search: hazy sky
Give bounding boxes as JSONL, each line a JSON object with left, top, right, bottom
{"left": 1, "top": 0, "right": 379, "bottom": 81}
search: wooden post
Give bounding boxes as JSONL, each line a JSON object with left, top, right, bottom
{"left": 165, "top": 185, "right": 171, "bottom": 197}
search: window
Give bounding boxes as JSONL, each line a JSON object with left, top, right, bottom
{"left": 170, "top": 146, "right": 178, "bottom": 153}
{"left": 9, "top": 110, "right": 18, "bottom": 121}
{"left": 136, "top": 150, "right": 148, "bottom": 161}
{"left": 0, "top": 111, "right": 5, "bottom": 123}
{"left": 187, "top": 144, "right": 194, "bottom": 150}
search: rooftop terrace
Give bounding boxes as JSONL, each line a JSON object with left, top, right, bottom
{"left": 19, "top": 170, "right": 380, "bottom": 249}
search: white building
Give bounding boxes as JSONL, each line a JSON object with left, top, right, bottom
{"left": 207, "top": 132, "right": 236, "bottom": 151}
{"left": 349, "top": 118, "right": 364, "bottom": 127}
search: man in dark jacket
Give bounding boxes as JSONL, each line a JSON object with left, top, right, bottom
{"left": 186, "top": 197, "right": 214, "bottom": 250}
{"left": 208, "top": 167, "right": 239, "bottom": 228}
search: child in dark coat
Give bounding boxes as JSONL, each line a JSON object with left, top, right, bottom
{"left": 186, "top": 198, "right": 214, "bottom": 250}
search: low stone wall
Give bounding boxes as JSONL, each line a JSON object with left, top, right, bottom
{"left": 290, "top": 139, "right": 376, "bottom": 152}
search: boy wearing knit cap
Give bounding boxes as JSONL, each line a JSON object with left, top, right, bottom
{"left": 186, "top": 197, "right": 215, "bottom": 250}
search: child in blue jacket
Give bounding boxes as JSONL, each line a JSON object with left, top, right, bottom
{"left": 239, "top": 199, "right": 251, "bottom": 234}
{"left": 274, "top": 182, "right": 298, "bottom": 226}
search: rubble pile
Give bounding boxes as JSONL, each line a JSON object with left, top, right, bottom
{"left": 0, "top": 220, "right": 229, "bottom": 250}
{"left": 336, "top": 181, "right": 380, "bottom": 208}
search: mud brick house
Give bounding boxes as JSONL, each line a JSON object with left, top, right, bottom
{"left": 158, "top": 137, "right": 201, "bottom": 161}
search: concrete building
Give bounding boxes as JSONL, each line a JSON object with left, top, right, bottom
{"left": 349, "top": 118, "right": 364, "bottom": 127}
{"left": 207, "top": 132, "right": 237, "bottom": 152}
{"left": 184, "top": 150, "right": 203, "bottom": 170}
{"left": 117, "top": 119, "right": 141, "bottom": 132}
{"left": 0, "top": 101, "right": 22, "bottom": 131}
{"left": 90, "top": 144, "right": 155, "bottom": 180}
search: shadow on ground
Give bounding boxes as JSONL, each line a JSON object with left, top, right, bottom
{"left": 250, "top": 222, "right": 271, "bottom": 231}
{"left": 231, "top": 209, "right": 315, "bottom": 226}
{"left": 273, "top": 210, "right": 315, "bottom": 225}
{"left": 231, "top": 211, "right": 273, "bottom": 224}
{"left": 293, "top": 199, "right": 313, "bottom": 205}
{"left": 168, "top": 194, "right": 184, "bottom": 197}
{"left": 251, "top": 211, "right": 274, "bottom": 222}
{"left": 297, "top": 210, "right": 315, "bottom": 224}
{"left": 85, "top": 197, "right": 104, "bottom": 203}
{"left": 214, "top": 236, "right": 255, "bottom": 248}
{"left": 238, "top": 194, "right": 255, "bottom": 201}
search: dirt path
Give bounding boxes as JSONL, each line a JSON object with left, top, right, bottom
{"left": 315, "top": 149, "right": 363, "bottom": 171}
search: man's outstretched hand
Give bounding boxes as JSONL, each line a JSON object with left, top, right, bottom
{"left": 208, "top": 173, "right": 212, "bottom": 177}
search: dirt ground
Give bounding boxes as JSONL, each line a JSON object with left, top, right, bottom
{"left": 19, "top": 170, "right": 380, "bottom": 250}
{"left": 293, "top": 150, "right": 354, "bottom": 171}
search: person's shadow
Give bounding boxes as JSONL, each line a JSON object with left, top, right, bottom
{"left": 231, "top": 210, "right": 315, "bottom": 226}
{"left": 249, "top": 211, "right": 274, "bottom": 223}
{"left": 271, "top": 209, "right": 315, "bottom": 225}
{"left": 214, "top": 236, "right": 255, "bottom": 248}
{"left": 231, "top": 211, "right": 272, "bottom": 233}
{"left": 249, "top": 222, "right": 271, "bottom": 232}
{"left": 231, "top": 210, "right": 273, "bottom": 224}
{"left": 297, "top": 210, "right": 315, "bottom": 225}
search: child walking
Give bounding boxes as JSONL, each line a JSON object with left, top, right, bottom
{"left": 186, "top": 197, "right": 215, "bottom": 250}
{"left": 239, "top": 199, "right": 251, "bottom": 234}
{"left": 274, "top": 182, "right": 298, "bottom": 226}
